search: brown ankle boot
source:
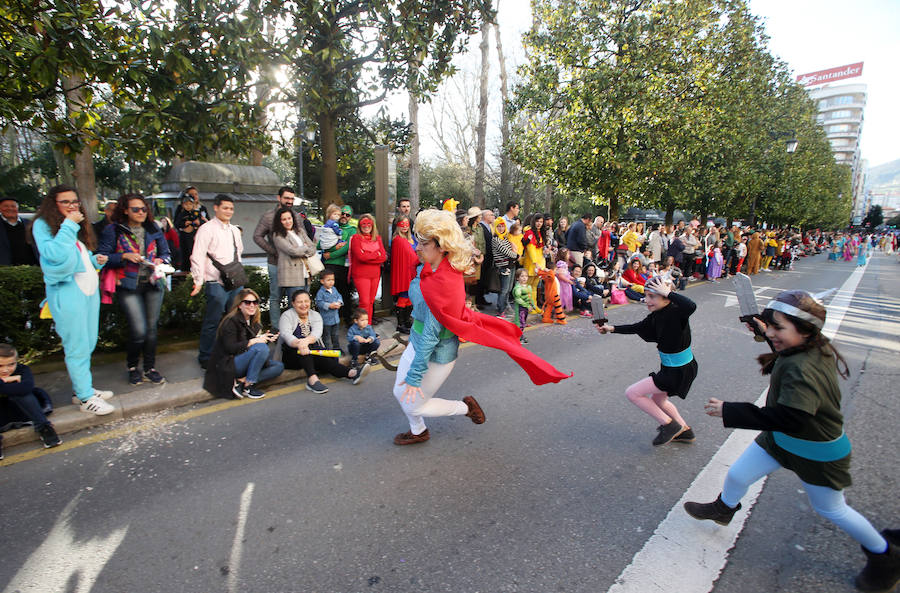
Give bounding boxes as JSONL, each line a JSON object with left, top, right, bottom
{"left": 856, "top": 537, "right": 900, "bottom": 593}
{"left": 393, "top": 429, "right": 430, "bottom": 446}
{"left": 463, "top": 396, "right": 485, "bottom": 424}
{"left": 683, "top": 494, "right": 741, "bottom": 526}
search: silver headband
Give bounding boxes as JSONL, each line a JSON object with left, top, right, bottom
{"left": 764, "top": 300, "right": 825, "bottom": 329}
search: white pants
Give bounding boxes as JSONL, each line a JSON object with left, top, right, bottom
{"left": 393, "top": 343, "right": 467, "bottom": 434}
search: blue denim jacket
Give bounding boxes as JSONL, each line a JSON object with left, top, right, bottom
{"left": 405, "top": 266, "right": 459, "bottom": 387}
{"left": 315, "top": 286, "right": 342, "bottom": 326}
{"left": 346, "top": 323, "right": 377, "bottom": 343}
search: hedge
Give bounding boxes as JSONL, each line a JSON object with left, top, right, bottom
{"left": 0, "top": 265, "right": 272, "bottom": 363}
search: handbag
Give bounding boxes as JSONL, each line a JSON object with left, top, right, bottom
{"left": 302, "top": 252, "right": 325, "bottom": 278}
{"left": 208, "top": 228, "right": 247, "bottom": 291}
{"left": 610, "top": 287, "right": 627, "bottom": 304}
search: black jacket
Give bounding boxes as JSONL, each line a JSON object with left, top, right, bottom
{"left": 203, "top": 315, "right": 262, "bottom": 398}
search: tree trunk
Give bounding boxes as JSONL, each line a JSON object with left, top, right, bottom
{"left": 665, "top": 201, "right": 675, "bottom": 226}
{"left": 523, "top": 174, "right": 534, "bottom": 216}
{"left": 318, "top": 111, "right": 341, "bottom": 209}
{"left": 251, "top": 65, "right": 275, "bottom": 167}
{"left": 62, "top": 75, "right": 98, "bottom": 222}
{"left": 473, "top": 20, "right": 490, "bottom": 209}
{"left": 609, "top": 192, "right": 619, "bottom": 221}
{"left": 493, "top": 21, "right": 511, "bottom": 204}
{"left": 544, "top": 184, "right": 553, "bottom": 212}
{"left": 51, "top": 146, "right": 74, "bottom": 187}
{"left": 408, "top": 92, "right": 420, "bottom": 213}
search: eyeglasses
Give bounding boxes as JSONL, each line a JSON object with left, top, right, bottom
{"left": 56, "top": 200, "right": 80, "bottom": 207}
{"left": 129, "top": 206, "right": 148, "bottom": 213}
{"left": 241, "top": 299, "right": 258, "bottom": 306}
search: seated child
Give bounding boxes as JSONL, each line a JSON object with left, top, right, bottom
{"left": 570, "top": 264, "right": 593, "bottom": 316}
{"left": 346, "top": 308, "right": 380, "bottom": 368}
{"left": 582, "top": 262, "right": 610, "bottom": 298}
{"left": 0, "top": 343, "right": 60, "bottom": 456}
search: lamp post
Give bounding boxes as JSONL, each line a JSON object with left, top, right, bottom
{"left": 749, "top": 130, "right": 798, "bottom": 227}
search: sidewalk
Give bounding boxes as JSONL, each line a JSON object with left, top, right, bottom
{"left": 3, "top": 314, "right": 406, "bottom": 449}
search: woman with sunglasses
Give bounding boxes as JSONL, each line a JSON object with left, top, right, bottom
{"left": 98, "top": 193, "right": 172, "bottom": 385}
{"left": 30, "top": 185, "right": 114, "bottom": 415}
{"left": 203, "top": 289, "right": 284, "bottom": 399}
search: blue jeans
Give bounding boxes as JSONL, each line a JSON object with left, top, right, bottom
{"left": 2, "top": 390, "right": 50, "bottom": 430}
{"left": 233, "top": 343, "right": 284, "bottom": 385}
{"left": 118, "top": 282, "right": 164, "bottom": 370}
{"left": 199, "top": 282, "right": 242, "bottom": 364}
{"left": 322, "top": 323, "right": 341, "bottom": 351}
{"left": 496, "top": 269, "right": 513, "bottom": 314}
{"left": 268, "top": 263, "right": 306, "bottom": 327}
{"left": 348, "top": 338, "right": 380, "bottom": 359}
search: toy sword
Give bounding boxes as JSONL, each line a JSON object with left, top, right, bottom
{"left": 591, "top": 297, "right": 608, "bottom": 325}
{"left": 732, "top": 273, "right": 770, "bottom": 346}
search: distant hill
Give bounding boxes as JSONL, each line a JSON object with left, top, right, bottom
{"left": 867, "top": 158, "right": 900, "bottom": 189}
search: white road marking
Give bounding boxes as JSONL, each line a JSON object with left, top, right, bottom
{"left": 228, "top": 482, "right": 255, "bottom": 593}
{"left": 607, "top": 261, "right": 868, "bottom": 593}
{"left": 715, "top": 285, "right": 778, "bottom": 308}
{"left": 2, "top": 495, "right": 128, "bottom": 593}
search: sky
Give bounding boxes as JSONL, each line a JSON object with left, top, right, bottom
{"left": 385, "top": 0, "right": 900, "bottom": 170}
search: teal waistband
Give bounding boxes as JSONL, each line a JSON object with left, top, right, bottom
{"left": 772, "top": 431, "right": 852, "bottom": 462}
{"left": 658, "top": 347, "right": 693, "bottom": 367}
{"left": 412, "top": 318, "right": 455, "bottom": 340}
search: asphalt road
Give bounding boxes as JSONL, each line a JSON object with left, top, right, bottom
{"left": 2, "top": 252, "right": 898, "bottom": 593}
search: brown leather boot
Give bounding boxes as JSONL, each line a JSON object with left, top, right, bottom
{"left": 683, "top": 494, "right": 742, "bottom": 526}
{"left": 463, "top": 396, "right": 485, "bottom": 424}
{"left": 393, "top": 429, "right": 430, "bottom": 446}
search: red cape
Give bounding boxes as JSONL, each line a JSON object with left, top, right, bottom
{"left": 391, "top": 237, "right": 419, "bottom": 296}
{"left": 419, "top": 258, "right": 572, "bottom": 385}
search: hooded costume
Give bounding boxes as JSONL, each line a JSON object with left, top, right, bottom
{"left": 537, "top": 267, "right": 567, "bottom": 325}
{"left": 419, "top": 258, "right": 570, "bottom": 385}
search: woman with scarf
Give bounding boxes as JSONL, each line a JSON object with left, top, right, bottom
{"left": 391, "top": 209, "right": 570, "bottom": 446}
{"left": 348, "top": 214, "right": 387, "bottom": 322}
{"left": 98, "top": 193, "right": 172, "bottom": 385}
{"left": 390, "top": 214, "right": 418, "bottom": 334}
{"left": 491, "top": 217, "right": 518, "bottom": 317}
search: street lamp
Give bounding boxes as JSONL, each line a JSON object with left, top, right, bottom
{"left": 296, "top": 122, "right": 316, "bottom": 204}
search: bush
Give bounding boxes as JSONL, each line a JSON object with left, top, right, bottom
{"left": 0, "top": 265, "right": 269, "bottom": 362}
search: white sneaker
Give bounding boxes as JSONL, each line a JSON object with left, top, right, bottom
{"left": 71, "top": 389, "right": 115, "bottom": 406}
{"left": 79, "top": 395, "right": 115, "bottom": 416}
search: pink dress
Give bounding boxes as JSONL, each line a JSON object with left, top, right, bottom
{"left": 556, "top": 264, "right": 573, "bottom": 311}
{"left": 706, "top": 248, "right": 723, "bottom": 279}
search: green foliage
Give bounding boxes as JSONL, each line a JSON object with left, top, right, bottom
{"left": 0, "top": 266, "right": 59, "bottom": 362}
{"left": 862, "top": 205, "right": 884, "bottom": 228}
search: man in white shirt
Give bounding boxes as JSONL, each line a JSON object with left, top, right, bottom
{"left": 190, "top": 194, "right": 244, "bottom": 368}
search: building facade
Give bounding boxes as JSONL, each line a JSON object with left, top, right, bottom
{"left": 808, "top": 83, "right": 867, "bottom": 223}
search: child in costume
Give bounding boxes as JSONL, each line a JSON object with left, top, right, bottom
{"left": 318, "top": 204, "right": 342, "bottom": 251}
{"left": 596, "top": 277, "right": 696, "bottom": 446}
{"left": 706, "top": 240, "right": 723, "bottom": 281}
{"left": 391, "top": 210, "right": 570, "bottom": 446}
{"left": 685, "top": 290, "right": 899, "bottom": 593}
{"left": 538, "top": 267, "right": 567, "bottom": 324}
{"left": 555, "top": 260, "right": 574, "bottom": 312}
{"left": 31, "top": 185, "right": 115, "bottom": 415}
{"left": 857, "top": 239, "right": 868, "bottom": 267}
{"left": 512, "top": 268, "right": 536, "bottom": 343}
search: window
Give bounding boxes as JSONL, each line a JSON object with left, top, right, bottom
{"left": 827, "top": 124, "right": 851, "bottom": 133}
{"left": 828, "top": 110, "right": 853, "bottom": 120}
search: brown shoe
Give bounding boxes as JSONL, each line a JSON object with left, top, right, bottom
{"left": 393, "top": 428, "right": 430, "bottom": 446}
{"left": 463, "top": 396, "right": 485, "bottom": 424}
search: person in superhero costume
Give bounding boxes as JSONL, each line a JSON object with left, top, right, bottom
{"left": 391, "top": 209, "right": 571, "bottom": 446}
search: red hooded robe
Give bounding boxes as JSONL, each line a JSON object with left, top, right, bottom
{"left": 419, "top": 258, "right": 572, "bottom": 385}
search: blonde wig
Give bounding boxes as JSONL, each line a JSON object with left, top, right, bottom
{"left": 414, "top": 208, "right": 474, "bottom": 274}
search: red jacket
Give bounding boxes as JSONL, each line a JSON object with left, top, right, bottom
{"left": 390, "top": 237, "right": 418, "bottom": 295}
{"left": 349, "top": 233, "right": 386, "bottom": 279}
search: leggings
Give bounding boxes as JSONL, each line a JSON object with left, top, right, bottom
{"left": 527, "top": 275, "right": 541, "bottom": 309}
{"left": 392, "top": 342, "right": 467, "bottom": 435}
{"left": 721, "top": 441, "right": 888, "bottom": 554}
{"left": 353, "top": 274, "right": 380, "bottom": 322}
{"left": 624, "top": 376, "right": 686, "bottom": 426}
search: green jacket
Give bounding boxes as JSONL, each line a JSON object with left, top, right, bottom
{"left": 321, "top": 221, "right": 357, "bottom": 267}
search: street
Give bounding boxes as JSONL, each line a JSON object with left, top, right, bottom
{"left": 2, "top": 253, "right": 898, "bottom": 593}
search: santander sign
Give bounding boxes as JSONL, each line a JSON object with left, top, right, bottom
{"left": 796, "top": 62, "right": 864, "bottom": 87}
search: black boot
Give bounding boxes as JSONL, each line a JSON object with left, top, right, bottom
{"left": 856, "top": 535, "right": 900, "bottom": 593}
{"left": 683, "top": 494, "right": 741, "bottom": 526}
{"left": 397, "top": 307, "right": 412, "bottom": 335}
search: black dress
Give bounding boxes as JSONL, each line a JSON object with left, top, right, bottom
{"left": 613, "top": 291, "right": 698, "bottom": 399}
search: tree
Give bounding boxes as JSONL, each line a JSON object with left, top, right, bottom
{"left": 473, "top": 11, "right": 492, "bottom": 208}
{"left": 862, "top": 205, "right": 884, "bottom": 228}
{"left": 265, "top": 0, "right": 490, "bottom": 210}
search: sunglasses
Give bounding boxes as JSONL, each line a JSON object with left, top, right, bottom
{"left": 130, "top": 206, "right": 148, "bottom": 213}
{"left": 56, "top": 199, "right": 80, "bottom": 207}
{"left": 241, "top": 299, "right": 258, "bottom": 306}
